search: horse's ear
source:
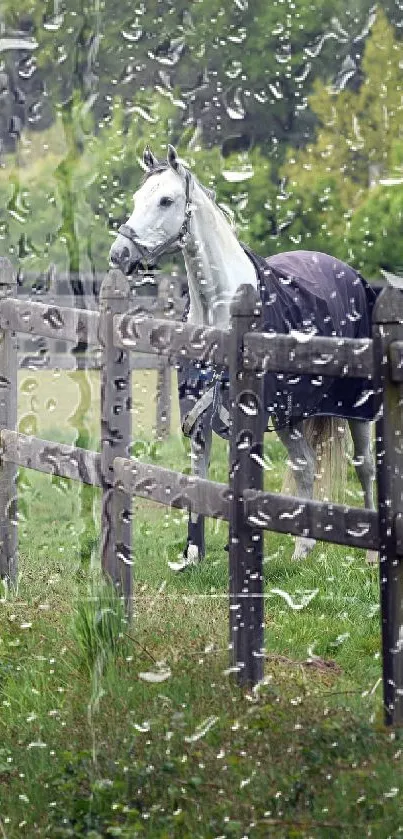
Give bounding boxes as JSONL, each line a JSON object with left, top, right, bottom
{"left": 167, "top": 144, "right": 183, "bottom": 174}
{"left": 167, "top": 144, "right": 178, "bottom": 170}
{"left": 143, "top": 145, "right": 157, "bottom": 170}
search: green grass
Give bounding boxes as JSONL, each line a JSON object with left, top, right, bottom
{"left": 17, "top": 368, "right": 180, "bottom": 445}
{"left": 0, "top": 372, "right": 402, "bottom": 837}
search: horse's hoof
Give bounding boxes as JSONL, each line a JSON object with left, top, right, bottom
{"left": 168, "top": 543, "right": 201, "bottom": 572}
{"left": 365, "top": 550, "right": 378, "bottom": 566}
{"left": 292, "top": 537, "right": 316, "bottom": 561}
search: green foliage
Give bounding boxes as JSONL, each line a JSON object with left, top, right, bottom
{"left": 281, "top": 9, "right": 403, "bottom": 273}
{"left": 177, "top": 143, "right": 277, "bottom": 254}
{"left": 0, "top": 423, "right": 398, "bottom": 837}
{"left": 0, "top": 145, "right": 65, "bottom": 274}
{"left": 359, "top": 10, "right": 403, "bottom": 167}
{"left": 183, "top": 0, "right": 349, "bottom": 145}
{"left": 71, "top": 580, "right": 129, "bottom": 674}
{"left": 275, "top": 170, "right": 349, "bottom": 255}
{"left": 2, "top": 7, "right": 403, "bottom": 278}
{"left": 83, "top": 93, "right": 178, "bottom": 260}
{"left": 345, "top": 184, "right": 403, "bottom": 275}
{"left": 1, "top": 0, "right": 364, "bottom": 153}
{"left": 0, "top": 91, "right": 179, "bottom": 275}
{"left": 45, "top": 709, "right": 402, "bottom": 839}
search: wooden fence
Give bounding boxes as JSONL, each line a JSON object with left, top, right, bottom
{"left": 0, "top": 257, "right": 402, "bottom": 726}
{"left": 15, "top": 272, "right": 186, "bottom": 439}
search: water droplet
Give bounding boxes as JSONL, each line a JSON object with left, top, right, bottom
{"left": 270, "top": 588, "right": 319, "bottom": 611}
{"left": 225, "top": 60, "right": 242, "bottom": 80}
{"left": 20, "top": 378, "right": 38, "bottom": 395}
{"left": 184, "top": 716, "right": 218, "bottom": 743}
{"left": 18, "top": 56, "right": 37, "bottom": 80}
{"left": 222, "top": 167, "right": 254, "bottom": 183}
{"left": 228, "top": 28, "right": 247, "bottom": 44}
{"left": 126, "top": 104, "right": 157, "bottom": 123}
{"left": 353, "top": 390, "right": 374, "bottom": 408}
{"left": 122, "top": 27, "right": 142, "bottom": 42}
{"left": 268, "top": 83, "right": 283, "bottom": 101}
{"left": 224, "top": 86, "right": 245, "bottom": 120}
{"left": 43, "top": 14, "right": 64, "bottom": 31}
{"left": 148, "top": 39, "right": 185, "bottom": 67}
{"left": 289, "top": 328, "right": 318, "bottom": 343}
{"left": 138, "top": 667, "right": 171, "bottom": 683}
{"left": 19, "top": 413, "right": 38, "bottom": 436}
{"left": 238, "top": 392, "right": 258, "bottom": 416}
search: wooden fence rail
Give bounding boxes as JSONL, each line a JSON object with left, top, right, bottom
{"left": 114, "top": 457, "right": 230, "bottom": 520}
{"left": 114, "top": 313, "right": 230, "bottom": 368}
{"left": 11, "top": 281, "right": 186, "bottom": 438}
{"left": 244, "top": 488, "right": 379, "bottom": 552}
{"left": 0, "top": 297, "right": 100, "bottom": 345}
{"left": 243, "top": 332, "right": 374, "bottom": 378}
{"left": 1, "top": 430, "right": 102, "bottom": 486}
{"left": 0, "top": 258, "right": 403, "bottom": 725}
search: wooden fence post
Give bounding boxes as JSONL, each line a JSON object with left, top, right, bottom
{"left": 228, "top": 284, "right": 265, "bottom": 687}
{"left": 155, "top": 277, "right": 171, "bottom": 440}
{"left": 100, "top": 270, "right": 132, "bottom": 613}
{"left": 0, "top": 258, "right": 18, "bottom": 585}
{"left": 155, "top": 358, "right": 171, "bottom": 440}
{"left": 373, "top": 285, "right": 403, "bottom": 726}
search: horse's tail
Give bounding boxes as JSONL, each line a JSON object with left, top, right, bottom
{"left": 283, "top": 416, "right": 348, "bottom": 502}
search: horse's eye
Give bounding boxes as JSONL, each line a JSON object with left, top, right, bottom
{"left": 160, "top": 196, "right": 174, "bottom": 208}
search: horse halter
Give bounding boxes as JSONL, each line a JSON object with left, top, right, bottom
{"left": 117, "top": 169, "right": 193, "bottom": 267}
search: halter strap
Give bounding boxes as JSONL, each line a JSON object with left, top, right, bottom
{"left": 118, "top": 169, "right": 193, "bottom": 266}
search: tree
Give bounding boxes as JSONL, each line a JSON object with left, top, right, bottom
{"left": 345, "top": 182, "right": 403, "bottom": 277}
{"left": 2, "top": 0, "right": 389, "bottom": 159}
{"left": 356, "top": 9, "right": 403, "bottom": 177}
{"left": 279, "top": 9, "right": 403, "bottom": 271}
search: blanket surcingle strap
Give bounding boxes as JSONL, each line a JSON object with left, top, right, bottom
{"left": 178, "top": 248, "right": 380, "bottom": 440}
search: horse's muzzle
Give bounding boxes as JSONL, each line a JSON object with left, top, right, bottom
{"left": 109, "top": 241, "right": 137, "bottom": 275}
{"left": 109, "top": 240, "right": 157, "bottom": 275}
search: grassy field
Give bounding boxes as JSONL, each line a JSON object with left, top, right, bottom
{"left": 0, "top": 369, "right": 402, "bottom": 838}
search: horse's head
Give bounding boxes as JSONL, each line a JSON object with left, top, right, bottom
{"left": 109, "top": 145, "right": 193, "bottom": 274}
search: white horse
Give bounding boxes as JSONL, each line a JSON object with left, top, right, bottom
{"left": 110, "top": 144, "right": 376, "bottom": 567}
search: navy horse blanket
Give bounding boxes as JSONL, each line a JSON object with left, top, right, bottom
{"left": 178, "top": 249, "right": 380, "bottom": 439}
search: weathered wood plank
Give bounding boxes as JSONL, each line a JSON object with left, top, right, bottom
{"left": 17, "top": 295, "right": 99, "bottom": 309}
{"left": 244, "top": 488, "right": 379, "bottom": 552}
{"left": 155, "top": 359, "right": 171, "bottom": 439}
{"left": 243, "top": 332, "right": 374, "bottom": 378}
{"left": 114, "top": 314, "right": 229, "bottom": 368}
{"left": 0, "top": 260, "right": 17, "bottom": 584}
{"left": 17, "top": 346, "right": 168, "bottom": 371}
{"left": 373, "top": 286, "right": 403, "bottom": 727}
{"left": 228, "top": 285, "right": 265, "bottom": 687}
{"left": 124, "top": 296, "right": 186, "bottom": 319}
{"left": 100, "top": 270, "right": 132, "bottom": 611}
{"left": 114, "top": 457, "right": 230, "bottom": 520}
{"left": 0, "top": 298, "right": 100, "bottom": 345}
{"left": 17, "top": 271, "right": 186, "bottom": 300}
{"left": 0, "top": 429, "right": 102, "bottom": 485}
{"left": 389, "top": 340, "right": 403, "bottom": 383}
{"left": 15, "top": 293, "right": 186, "bottom": 321}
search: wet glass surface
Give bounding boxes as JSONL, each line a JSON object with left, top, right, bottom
{"left": 0, "top": 2, "right": 403, "bottom": 835}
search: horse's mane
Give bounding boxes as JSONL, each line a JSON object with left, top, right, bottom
{"left": 141, "top": 162, "right": 170, "bottom": 185}
{"left": 141, "top": 158, "right": 236, "bottom": 230}
{"left": 141, "top": 160, "right": 216, "bottom": 201}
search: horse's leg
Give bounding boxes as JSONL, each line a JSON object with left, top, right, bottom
{"left": 171, "top": 420, "right": 212, "bottom": 571}
{"left": 277, "top": 423, "right": 317, "bottom": 560}
{"left": 348, "top": 419, "right": 377, "bottom": 565}
{"left": 187, "top": 420, "right": 212, "bottom": 562}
